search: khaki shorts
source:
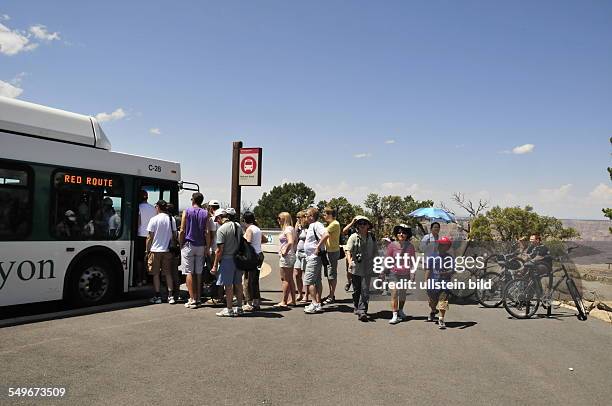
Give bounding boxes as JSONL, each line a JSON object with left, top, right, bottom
{"left": 147, "top": 251, "right": 173, "bottom": 275}
{"left": 428, "top": 290, "right": 449, "bottom": 311}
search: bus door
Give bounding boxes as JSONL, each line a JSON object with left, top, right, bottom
{"left": 130, "top": 180, "right": 179, "bottom": 287}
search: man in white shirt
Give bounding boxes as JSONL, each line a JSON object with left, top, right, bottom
{"left": 420, "top": 222, "right": 440, "bottom": 269}
{"left": 136, "top": 190, "right": 156, "bottom": 286}
{"left": 146, "top": 200, "right": 177, "bottom": 304}
{"left": 303, "top": 207, "right": 329, "bottom": 314}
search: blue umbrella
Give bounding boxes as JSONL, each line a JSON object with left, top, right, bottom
{"left": 408, "top": 207, "right": 456, "bottom": 223}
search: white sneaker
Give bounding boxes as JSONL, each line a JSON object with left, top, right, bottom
{"left": 184, "top": 299, "right": 194, "bottom": 308}
{"left": 304, "top": 303, "right": 317, "bottom": 314}
{"left": 389, "top": 314, "right": 400, "bottom": 325}
{"left": 168, "top": 297, "right": 176, "bottom": 305}
{"left": 398, "top": 310, "right": 407, "bottom": 320}
{"left": 234, "top": 307, "right": 244, "bottom": 316}
{"left": 216, "top": 308, "right": 234, "bottom": 317}
{"left": 314, "top": 303, "right": 322, "bottom": 313}
{"left": 438, "top": 319, "right": 446, "bottom": 329}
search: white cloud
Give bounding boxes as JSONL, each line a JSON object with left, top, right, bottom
{"left": 0, "top": 22, "right": 37, "bottom": 55}
{"left": 1, "top": 14, "right": 10, "bottom": 21}
{"left": 512, "top": 143, "right": 535, "bottom": 154}
{"left": 354, "top": 153, "right": 372, "bottom": 159}
{"left": 588, "top": 183, "right": 612, "bottom": 203}
{"left": 381, "top": 182, "right": 421, "bottom": 195}
{"left": 95, "top": 108, "right": 127, "bottom": 123}
{"left": 384, "top": 139, "right": 395, "bottom": 144}
{"left": 0, "top": 79, "right": 23, "bottom": 98}
{"left": 149, "top": 128, "right": 161, "bottom": 135}
{"left": 29, "top": 25, "right": 60, "bottom": 41}
{"left": 538, "top": 184, "right": 572, "bottom": 202}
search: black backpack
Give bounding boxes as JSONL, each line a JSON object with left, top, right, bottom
{"left": 232, "top": 222, "right": 259, "bottom": 271}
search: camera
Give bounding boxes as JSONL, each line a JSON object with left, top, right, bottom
{"left": 355, "top": 252, "right": 362, "bottom": 263}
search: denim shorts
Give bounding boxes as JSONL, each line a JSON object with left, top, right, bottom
{"left": 216, "top": 257, "right": 243, "bottom": 286}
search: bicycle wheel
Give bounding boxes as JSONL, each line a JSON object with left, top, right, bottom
{"left": 503, "top": 279, "right": 540, "bottom": 319}
{"left": 476, "top": 272, "right": 504, "bottom": 308}
{"left": 448, "top": 269, "right": 477, "bottom": 299}
{"left": 566, "top": 278, "right": 588, "bottom": 321}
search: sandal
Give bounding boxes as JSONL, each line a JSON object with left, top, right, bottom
{"left": 273, "top": 303, "right": 288, "bottom": 309}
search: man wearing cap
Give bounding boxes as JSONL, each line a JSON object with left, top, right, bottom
{"left": 146, "top": 200, "right": 177, "bottom": 304}
{"left": 425, "top": 236, "right": 454, "bottom": 329}
{"left": 56, "top": 210, "right": 80, "bottom": 239}
{"left": 204, "top": 200, "right": 223, "bottom": 303}
{"left": 210, "top": 208, "right": 244, "bottom": 317}
{"left": 345, "top": 215, "right": 378, "bottom": 321}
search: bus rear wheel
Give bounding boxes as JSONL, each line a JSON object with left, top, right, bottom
{"left": 69, "top": 257, "right": 115, "bottom": 307}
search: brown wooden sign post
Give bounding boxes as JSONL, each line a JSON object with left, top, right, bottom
{"left": 231, "top": 141, "right": 243, "bottom": 218}
{"left": 231, "top": 142, "right": 263, "bottom": 219}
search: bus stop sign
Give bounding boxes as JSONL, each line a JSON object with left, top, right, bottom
{"left": 238, "top": 148, "right": 262, "bottom": 186}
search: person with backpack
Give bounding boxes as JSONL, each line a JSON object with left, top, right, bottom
{"left": 344, "top": 215, "right": 378, "bottom": 321}
{"left": 276, "top": 212, "right": 297, "bottom": 308}
{"left": 242, "top": 211, "right": 267, "bottom": 312}
{"left": 381, "top": 224, "right": 416, "bottom": 324}
{"left": 210, "top": 208, "right": 244, "bottom": 317}
{"left": 145, "top": 200, "right": 178, "bottom": 304}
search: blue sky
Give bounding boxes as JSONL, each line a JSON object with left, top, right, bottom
{"left": 1, "top": 1, "right": 611, "bottom": 219}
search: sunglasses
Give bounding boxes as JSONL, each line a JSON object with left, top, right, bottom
{"left": 397, "top": 230, "right": 408, "bottom": 235}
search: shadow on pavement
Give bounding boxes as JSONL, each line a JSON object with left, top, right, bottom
{"left": 444, "top": 321, "right": 478, "bottom": 329}
{"left": 240, "top": 312, "right": 284, "bottom": 318}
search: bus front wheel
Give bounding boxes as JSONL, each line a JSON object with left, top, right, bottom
{"left": 68, "top": 257, "right": 116, "bottom": 307}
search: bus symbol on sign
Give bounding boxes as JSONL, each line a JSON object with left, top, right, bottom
{"left": 241, "top": 157, "right": 256, "bottom": 175}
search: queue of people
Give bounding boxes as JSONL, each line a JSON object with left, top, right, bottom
{"left": 139, "top": 194, "right": 463, "bottom": 328}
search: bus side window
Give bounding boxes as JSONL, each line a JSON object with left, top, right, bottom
{"left": 0, "top": 164, "right": 32, "bottom": 240}
{"left": 52, "top": 171, "right": 124, "bottom": 240}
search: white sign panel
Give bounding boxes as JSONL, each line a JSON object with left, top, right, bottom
{"left": 238, "top": 148, "right": 262, "bottom": 186}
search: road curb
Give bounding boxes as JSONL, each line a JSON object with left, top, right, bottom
{"left": 0, "top": 299, "right": 151, "bottom": 329}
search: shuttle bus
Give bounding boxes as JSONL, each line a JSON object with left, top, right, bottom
{"left": 0, "top": 96, "right": 197, "bottom": 307}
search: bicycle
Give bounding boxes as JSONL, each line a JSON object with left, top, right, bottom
{"left": 502, "top": 248, "right": 587, "bottom": 320}
{"left": 475, "top": 253, "right": 523, "bottom": 308}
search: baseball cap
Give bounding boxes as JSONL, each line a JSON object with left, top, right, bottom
{"left": 436, "top": 236, "right": 452, "bottom": 245}
{"left": 213, "top": 208, "right": 227, "bottom": 220}
{"left": 225, "top": 207, "right": 236, "bottom": 216}
{"left": 64, "top": 210, "right": 76, "bottom": 221}
{"left": 208, "top": 200, "right": 220, "bottom": 207}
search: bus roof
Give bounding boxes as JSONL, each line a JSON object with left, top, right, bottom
{"left": 0, "top": 96, "right": 111, "bottom": 150}
{"left": 0, "top": 97, "right": 181, "bottom": 182}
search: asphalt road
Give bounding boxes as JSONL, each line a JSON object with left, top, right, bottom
{"left": 1, "top": 259, "right": 611, "bottom": 406}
